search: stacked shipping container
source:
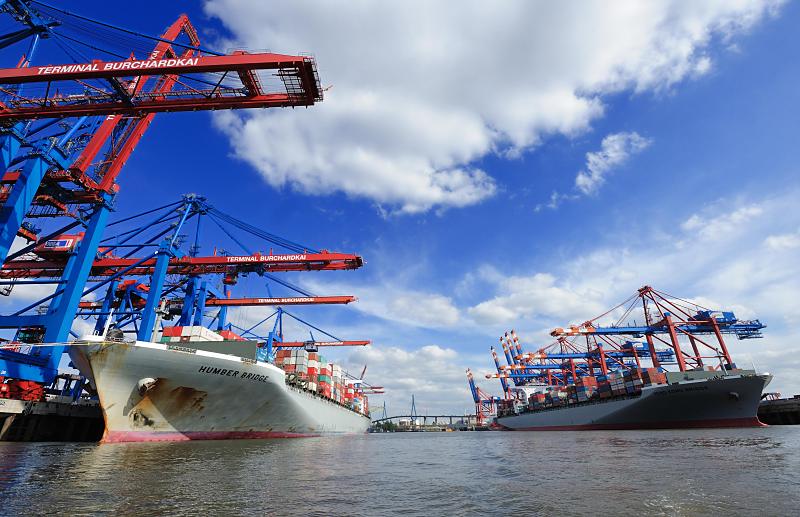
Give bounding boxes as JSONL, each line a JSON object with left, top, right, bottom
{"left": 160, "top": 326, "right": 224, "bottom": 342}
{"left": 273, "top": 350, "right": 368, "bottom": 415}
{"left": 526, "top": 367, "right": 669, "bottom": 411}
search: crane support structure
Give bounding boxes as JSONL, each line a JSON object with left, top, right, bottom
{"left": 0, "top": 1, "right": 329, "bottom": 387}
{"left": 276, "top": 341, "right": 371, "bottom": 348}
{"left": 0, "top": 52, "right": 321, "bottom": 120}
{"left": 476, "top": 286, "right": 768, "bottom": 396}
{"left": 77, "top": 295, "right": 357, "bottom": 310}
{"left": 1, "top": 252, "right": 364, "bottom": 279}
{"left": 466, "top": 368, "right": 497, "bottom": 426}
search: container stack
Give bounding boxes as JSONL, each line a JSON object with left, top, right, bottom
{"left": 161, "top": 326, "right": 224, "bottom": 343}
{"left": 307, "top": 352, "right": 319, "bottom": 393}
{"left": 546, "top": 389, "right": 568, "bottom": 407}
{"left": 597, "top": 379, "right": 613, "bottom": 399}
{"left": 521, "top": 367, "right": 676, "bottom": 414}
{"left": 273, "top": 349, "right": 309, "bottom": 380}
{"left": 575, "top": 376, "right": 598, "bottom": 402}
{"left": 528, "top": 392, "right": 547, "bottom": 410}
{"left": 272, "top": 353, "right": 367, "bottom": 411}
{"left": 332, "top": 364, "right": 343, "bottom": 403}
{"left": 318, "top": 361, "right": 332, "bottom": 398}
{"left": 628, "top": 369, "right": 644, "bottom": 393}
{"left": 274, "top": 349, "right": 292, "bottom": 371}
{"left": 344, "top": 381, "right": 355, "bottom": 405}
{"left": 608, "top": 372, "right": 627, "bottom": 396}
{"left": 641, "top": 368, "right": 667, "bottom": 385}
{"left": 293, "top": 350, "right": 309, "bottom": 383}
{"left": 217, "top": 330, "right": 246, "bottom": 341}
{"left": 498, "top": 398, "right": 515, "bottom": 416}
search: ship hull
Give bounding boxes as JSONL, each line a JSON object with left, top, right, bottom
{"left": 69, "top": 338, "right": 370, "bottom": 443}
{"left": 496, "top": 374, "right": 771, "bottom": 431}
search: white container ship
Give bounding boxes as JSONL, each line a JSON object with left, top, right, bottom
{"left": 69, "top": 335, "right": 370, "bottom": 443}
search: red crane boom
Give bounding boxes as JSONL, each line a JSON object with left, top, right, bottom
{"left": 76, "top": 295, "right": 356, "bottom": 310}
{"left": 277, "top": 341, "right": 371, "bottom": 347}
{"left": 1, "top": 251, "right": 364, "bottom": 279}
{"left": 0, "top": 52, "right": 321, "bottom": 120}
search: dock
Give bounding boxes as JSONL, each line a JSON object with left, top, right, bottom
{"left": 758, "top": 395, "right": 800, "bottom": 425}
{"left": 0, "top": 397, "right": 103, "bottom": 442}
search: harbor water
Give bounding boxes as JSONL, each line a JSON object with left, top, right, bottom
{"left": 1, "top": 428, "right": 799, "bottom": 516}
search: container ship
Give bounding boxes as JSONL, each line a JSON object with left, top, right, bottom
{"left": 495, "top": 368, "right": 770, "bottom": 430}
{"left": 1, "top": 196, "right": 381, "bottom": 443}
{"left": 473, "top": 286, "right": 772, "bottom": 430}
{"left": 69, "top": 327, "right": 371, "bottom": 443}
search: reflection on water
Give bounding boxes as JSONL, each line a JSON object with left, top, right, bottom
{"left": 1, "top": 428, "right": 798, "bottom": 516}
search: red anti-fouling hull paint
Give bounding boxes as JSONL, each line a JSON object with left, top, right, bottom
{"left": 103, "top": 430, "right": 322, "bottom": 443}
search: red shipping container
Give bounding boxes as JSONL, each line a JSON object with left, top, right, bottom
{"left": 218, "top": 330, "right": 246, "bottom": 341}
{"left": 161, "top": 326, "right": 183, "bottom": 337}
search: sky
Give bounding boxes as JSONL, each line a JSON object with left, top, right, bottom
{"left": 9, "top": 1, "right": 800, "bottom": 415}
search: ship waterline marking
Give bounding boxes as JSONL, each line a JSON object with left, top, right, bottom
{"left": 198, "top": 365, "right": 269, "bottom": 383}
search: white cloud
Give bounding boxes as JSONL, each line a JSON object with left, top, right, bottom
{"left": 389, "top": 295, "right": 459, "bottom": 328}
{"left": 764, "top": 229, "right": 800, "bottom": 250}
{"left": 341, "top": 344, "right": 479, "bottom": 415}
{"left": 205, "top": 0, "right": 782, "bottom": 213}
{"left": 575, "top": 132, "right": 652, "bottom": 195}
{"left": 534, "top": 191, "right": 579, "bottom": 212}
{"left": 681, "top": 203, "right": 764, "bottom": 238}
{"left": 468, "top": 272, "right": 606, "bottom": 326}
{"left": 301, "top": 278, "right": 460, "bottom": 329}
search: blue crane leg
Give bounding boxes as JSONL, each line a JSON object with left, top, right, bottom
{"left": 0, "top": 154, "right": 47, "bottom": 263}
{"left": 179, "top": 276, "right": 198, "bottom": 326}
{"left": 0, "top": 125, "right": 23, "bottom": 171}
{"left": 137, "top": 243, "right": 172, "bottom": 341}
{"left": 42, "top": 202, "right": 111, "bottom": 342}
{"left": 93, "top": 280, "right": 119, "bottom": 334}
{"left": 0, "top": 203, "right": 111, "bottom": 383}
{"left": 216, "top": 284, "right": 230, "bottom": 330}
{"left": 193, "top": 281, "right": 208, "bottom": 326}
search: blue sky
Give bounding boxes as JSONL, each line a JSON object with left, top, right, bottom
{"left": 12, "top": 1, "right": 800, "bottom": 413}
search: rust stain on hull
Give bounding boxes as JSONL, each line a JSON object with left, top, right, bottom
{"left": 129, "top": 382, "right": 209, "bottom": 430}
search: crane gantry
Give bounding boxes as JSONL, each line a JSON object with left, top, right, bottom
{"left": 0, "top": 1, "right": 369, "bottom": 391}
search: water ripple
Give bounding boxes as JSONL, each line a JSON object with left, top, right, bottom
{"left": 0, "top": 428, "right": 799, "bottom": 516}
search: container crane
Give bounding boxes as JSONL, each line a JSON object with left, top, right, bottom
{"left": 466, "top": 368, "right": 498, "bottom": 427}
{"left": 482, "top": 286, "right": 765, "bottom": 395}
{"left": 549, "top": 286, "right": 764, "bottom": 372}
{"left": 1, "top": 194, "right": 368, "bottom": 382}
{"left": 0, "top": 0, "right": 327, "bottom": 387}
